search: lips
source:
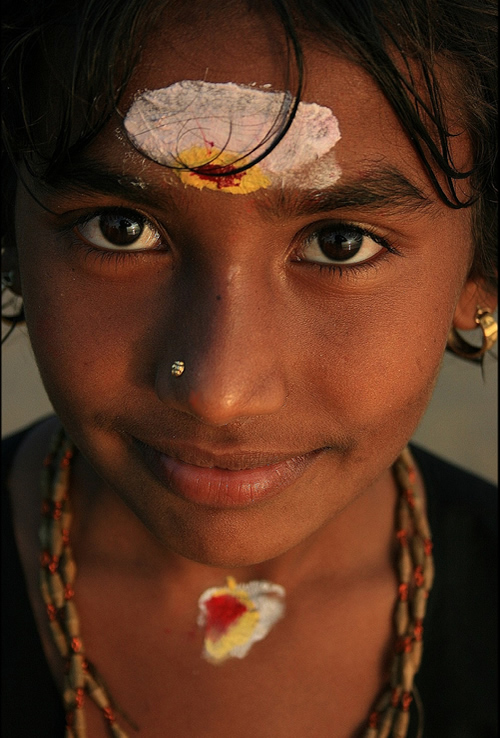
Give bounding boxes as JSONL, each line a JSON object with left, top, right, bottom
{"left": 135, "top": 440, "right": 324, "bottom": 508}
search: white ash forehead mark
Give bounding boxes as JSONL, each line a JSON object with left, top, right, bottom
{"left": 124, "top": 80, "right": 342, "bottom": 193}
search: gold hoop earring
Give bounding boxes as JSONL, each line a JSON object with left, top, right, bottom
{"left": 447, "top": 308, "right": 498, "bottom": 362}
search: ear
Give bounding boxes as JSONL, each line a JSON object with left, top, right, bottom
{"left": 453, "top": 279, "right": 498, "bottom": 330}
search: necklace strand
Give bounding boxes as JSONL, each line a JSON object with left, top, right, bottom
{"left": 39, "top": 428, "right": 433, "bottom": 738}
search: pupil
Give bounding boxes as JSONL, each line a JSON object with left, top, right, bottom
{"left": 319, "top": 229, "right": 363, "bottom": 261}
{"left": 100, "top": 214, "right": 143, "bottom": 245}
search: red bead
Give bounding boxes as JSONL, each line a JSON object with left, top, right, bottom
{"left": 64, "top": 584, "right": 75, "bottom": 600}
{"left": 62, "top": 528, "right": 70, "bottom": 546}
{"left": 391, "top": 688, "right": 400, "bottom": 707}
{"left": 71, "top": 637, "right": 82, "bottom": 653}
{"left": 414, "top": 619, "right": 424, "bottom": 641}
{"left": 103, "top": 706, "right": 115, "bottom": 723}
{"left": 40, "top": 550, "right": 51, "bottom": 567}
{"left": 396, "top": 636, "right": 413, "bottom": 654}
{"left": 414, "top": 565, "right": 424, "bottom": 587}
{"left": 47, "top": 604, "right": 58, "bottom": 622}
{"left": 404, "top": 489, "right": 415, "bottom": 509}
{"left": 398, "top": 583, "right": 409, "bottom": 601}
{"left": 368, "top": 711, "right": 379, "bottom": 728}
{"left": 396, "top": 529, "right": 408, "bottom": 546}
{"left": 75, "top": 688, "right": 84, "bottom": 708}
{"left": 423, "top": 538, "right": 433, "bottom": 556}
{"left": 401, "top": 692, "right": 413, "bottom": 711}
{"left": 48, "top": 556, "right": 60, "bottom": 574}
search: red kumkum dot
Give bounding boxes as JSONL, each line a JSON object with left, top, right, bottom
{"left": 193, "top": 164, "right": 246, "bottom": 189}
{"left": 205, "top": 594, "right": 248, "bottom": 638}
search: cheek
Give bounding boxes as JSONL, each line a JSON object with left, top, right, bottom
{"left": 19, "top": 256, "right": 153, "bottom": 424}
{"left": 304, "top": 279, "right": 459, "bottom": 442}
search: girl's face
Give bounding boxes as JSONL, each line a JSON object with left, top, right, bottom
{"left": 14, "top": 10, "right": 484, "bottom": 566}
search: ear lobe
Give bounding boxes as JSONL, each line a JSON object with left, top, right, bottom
{"left": 453, "top": 280, "right": 498, "bottom": 330}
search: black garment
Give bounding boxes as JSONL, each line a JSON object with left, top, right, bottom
{"left": 2, "top": 426, "right": 497, "bottom": 737}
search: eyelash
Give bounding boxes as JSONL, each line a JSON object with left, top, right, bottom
{"left": 314, "top": 258, "right": 385, "bottom": 279}
{"left": 65, "top": 208, "right": 166, "bottom": 262}
{"left": 76, "top": 244, "right": 138, "bottom": 267}
{"left": 294, "top": 221, "right": 401, "bottom": 278}
{"left": 62, "top": 209, "right": 401, "bottom": 276}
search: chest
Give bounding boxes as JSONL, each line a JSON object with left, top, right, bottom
{"left": 67, "top": 579, "right": 396, "bottom": 738}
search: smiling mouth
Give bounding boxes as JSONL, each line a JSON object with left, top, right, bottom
{"left": 134, "top": 440, "right": 326, "bottom": 509}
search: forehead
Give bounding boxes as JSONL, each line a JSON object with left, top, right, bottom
{"left": 65, "top": 3, "right": 469, "bottom": 215}
{"left": 106, "top": 10, "right": 460, "bottom": 195}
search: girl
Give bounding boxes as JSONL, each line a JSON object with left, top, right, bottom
{"left": 2, "top": 1, "right": 497, "bottom": 736}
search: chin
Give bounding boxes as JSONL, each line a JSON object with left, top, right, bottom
{"left": 164, "top": 529, "right": 290, "bottom": 569}
{"left": 144, "top": 507, "right": 299, "bottom": 569}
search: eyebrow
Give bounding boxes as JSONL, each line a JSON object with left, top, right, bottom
{"left": 42, "top": 159, "right": 433, "bottom": 218}
{"left": 42, "top": 160, "right": 180, "bottom": 211}
{"left": 261, "top": 168, "right": 434, "bottom": 219}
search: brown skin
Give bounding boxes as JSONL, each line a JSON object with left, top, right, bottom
{"left": 7, "top": 7, "right": 496, "bottom": 738}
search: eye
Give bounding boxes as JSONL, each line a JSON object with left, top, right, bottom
{"left": 298, "top": 223, "right": 385, "bottom": 266}
{"left": 74, "top": 210, "right": 161, "bottom": 251}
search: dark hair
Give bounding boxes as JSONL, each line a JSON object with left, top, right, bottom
{"left": 2, "top": 0, "right": 497, "bottom": 291}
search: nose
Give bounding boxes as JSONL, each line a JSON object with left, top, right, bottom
{"left": 155, "top": 270, "right": 288, "bottom": 426}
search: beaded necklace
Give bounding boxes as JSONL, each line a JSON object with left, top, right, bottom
{"left": 39, "top": 427, "right": 433, "bottom": 738}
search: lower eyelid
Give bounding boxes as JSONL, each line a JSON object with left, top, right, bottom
{"left": 319, "top": 252, "right": 391, "bottom": 276}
